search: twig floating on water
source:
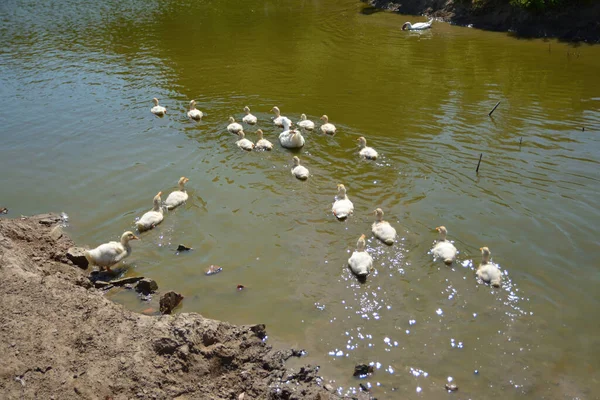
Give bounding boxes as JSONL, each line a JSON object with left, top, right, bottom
{"left": 488, "top": 102, "right": 501, "bottom": 117}
{"left": 476, "top": 153, "right": 483, "bottom": 173}
{"left": 519, "top": 137, "right": 523, "bottom": 146}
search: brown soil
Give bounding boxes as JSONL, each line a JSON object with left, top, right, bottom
{"left": 0, "top": 214, "right": 369, "bottom": 400}
{"left": 367, "top": 0, "right": 600, "bottom": 43}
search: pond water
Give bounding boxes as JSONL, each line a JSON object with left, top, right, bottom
{"left": 2, "top": 0, "right": 600, "bottom": 398}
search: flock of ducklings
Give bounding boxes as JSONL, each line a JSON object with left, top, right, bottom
{"left": 85, "top": 98, "right": 503, "bottom": 288}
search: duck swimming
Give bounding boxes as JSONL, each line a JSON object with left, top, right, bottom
{"left": 357, "top": 136, "right": 378, "bottom": 160}
{"left": 279, "top": 118, "right": 305, "bottom": 149}
{"left": 136, "top": 192, "right": 165, "bottom": 232}
{"left": 187, "top": 100, "right": 203, "bottom": 120}
{"left": 255, "top": 129, "right": 273, "bottom": 151}
{"left": 431, "top": 225, "right": 457, "bottom": 265}
{"left": 332, "top": 184, "right": 354, "bottom": 219}
{"left": 85, "top": 231, "right": 139, "bottom": 272}
{"left": 151, "top": 98, "right": 167, "bottom": 116}
{"left": 291, "top": 156, "right": 309, "bottom": 180}
{"left": 297, "top": 114, "right": 315, "bottom": 130}
{"left": 164, "top": 177, "right": 190, "bottom": 210}
{"left": 270, "top": 106, "right": 287, "bottom": 127}
{"left": 348, "top": 234, "right": 373, "bottom": 279}
{"left": 476, "top": 247, "right": 502, "bottom": 288}
{"left": 402, "top": 18, "right": 433, "bottom": 31}
{"left": 227, "top": 116, "right": 243, "bottom": 134}
{"left": 320, "top": 115, "right": 336, "bottom": 135}
{"left": 372, "top": 208, "right": 396, "bottom": 245}
{"left": 242, "top": 106, "right": 257, "bottom": 125}
{"left": 236, "top": 130, "right": 255, "bottom": 151}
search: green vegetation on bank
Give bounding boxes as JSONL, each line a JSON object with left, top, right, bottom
{"left": 462, "top": 0, "right": 592, "bottom": 11}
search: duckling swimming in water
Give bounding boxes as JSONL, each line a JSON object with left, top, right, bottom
{"left": 476, "top": 246, "right": 502, "bottom": 288}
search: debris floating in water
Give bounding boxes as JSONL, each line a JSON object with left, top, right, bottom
{"left": 205, "top": 265, "right": 223, "bottom": 275}
{"left": 176, "top": 244, "right": 192, "bottom": 252}
{"left": 476, "top": 153, "right": 483, "bottom": 174}
{"left": 237, "top": 284, "right": 245, "bottom": 291}
{"left": 445, "top": 383, "right": 458, "bottom": 392}
{"left": 488, "top": 101, "right": 500, "bottom": 117}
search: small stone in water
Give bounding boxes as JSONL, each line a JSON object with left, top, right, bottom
{"left": 359, "top": 383, "right": 370, "bottom": 392}
{"left": 353, "top": 364, "right": 374, "bottom": 377}
{"left": 445, "top": 383, "right": 458, "bottom": 392}
{"left": 237, "top": 284, "right": 245, "bottom": 291}
{"left": 177, "top": 244, "right": 192, "bottom": 251}
{"left": 205, "top": 265, "right": 223, "bottom": 275}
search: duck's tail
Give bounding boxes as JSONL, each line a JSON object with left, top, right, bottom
{"left": 444, "top": 258, "right": 453, "bottom": 266}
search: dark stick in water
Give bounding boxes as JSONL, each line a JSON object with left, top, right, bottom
{"left": 476, "top": 153, "right": 483, "bottom": 173}
{"left": 488, "top": 102, "right": 500, "bottom": 117}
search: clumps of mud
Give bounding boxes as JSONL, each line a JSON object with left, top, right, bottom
{"left": 0, "top": 214, "right": 360, "bottom": 399}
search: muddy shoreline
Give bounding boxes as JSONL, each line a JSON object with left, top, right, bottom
{"left": 366, "top": 0, "right": 600, "bottom": 43}
{"left": 0, "top": 214, "right": 369, "bottom": 399}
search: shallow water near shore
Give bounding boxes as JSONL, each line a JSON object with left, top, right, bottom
{"left": 2, "top": 0, "right": 600, "bottom": 398}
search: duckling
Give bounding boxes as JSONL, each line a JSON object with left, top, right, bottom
{"left": 348, "top": 234, "right": 373, "bottom": 278}
{"left": 291, "top": 156, "right": 309, "bottom": 180}
{"left": 151, "top": 98, "right": 167, "bottom": 116}
{"left": 85, "top": 231, "right": 139, "bottom": 272}
{"left": 432, "top": 226, "right": 457, "bottom": 265}
{"left": 242, "top": 106, "right": 257, "bottom": 125}
{"left": 236, "top": 130, "right": 255, "bottom": 151}
{"left": 279, "top": 118, "right": 305, "bottom": 149}
{"left": 255, "top": 129, "right": 273, "bottom": 151}
{"left": 297, "top": 114, "right": 315, "bottom": 130}
{"left": 270, "top": 106, "right": 287, "bottom": 127}
{"left": 164, "top": 177, "right": 189, "bottom": 210}
{"left": 332, "top": 184, "right": 354, "bottom": 219}
{"left": 372, "top": 208, "right": 396, "bottom": 245}
{"left": 357, "top": 136, "right": 378, "bottom": 160}
{"left": 187, "top": 100, "right": 203, "bottom": 120}
{"left": 136, "top": 192, "right": 164, "bottom": 232}
{"left": 476, "top": 247, "right": 502, "bottom": 287}
{"left": 227, "top": 116, "right": 243, "bottom": 134}
{"left": 320, "top": 115, "right": 336, "bottom": 135}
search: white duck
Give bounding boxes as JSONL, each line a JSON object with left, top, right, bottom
{"left": 242, "top": 106, "right": 257, "bottom": 125}
{"left": 164, "top": 176, "right": 190, "bottom": 210}
{"left": 291, "top": 156, "right": 309, "bottom": 180}
{"left": 332, "top": 184, "right": 354, "bottom": 219}
{"left": 236, "top": 130, "right": 255, "bottom": 151}
{"left": 372, "top": 208, "right": 396, "bottom": 245}
{"left": 255, "top": 129, "right": 273, "bottom": 151}
{"left": 298, "top": 114, "right": 315, "bottom": 130}
{"left": 227, "top": 116, "right": 243, "bottom": 134}
{"left": 357, "top": 136, "right": 378, "bottom": 160}
{"left": 402, "top": 18, "right": 433, "bottom": 31}
{"left": 279, "top": 118, "right": 305, "bottom": 149}
{"left": 320, "top": 115, "right": 337, "bottom": 135}
{"left": 85, "top": 231, "right": 139, "bottom": 272}
{"left": 476, "top": 247, "right": 502, "bottom": 288}
{"left": 348, "top": 234, "right": 373, "bottom": 278}
{"left": 187, "top": 100, "right": 203, "bottom": 120}
{"left": 432, "top": 226, "right": 457, "bottom": 265}
{"left": 271, "top": 106, "right": 287, "bottom": 127}
{"left": 136, "top": 192, "right": 165, "bottom": 232}
{"left": 151, "top": 98, "right": 167, "bottom": 116}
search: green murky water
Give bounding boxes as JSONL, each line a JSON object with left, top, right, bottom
{"left": 2, "top": 0, "right": 600, "bottom": 397}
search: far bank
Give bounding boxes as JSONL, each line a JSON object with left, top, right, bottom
{"left": 366, "top": 0, "right": 600, "bottom": 43}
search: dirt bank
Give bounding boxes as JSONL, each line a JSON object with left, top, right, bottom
{"left": 0, "top": 214, "right": 368, "bottom": 399}
{"left": 367, "top": 0, "right": 600, "bottom": 43}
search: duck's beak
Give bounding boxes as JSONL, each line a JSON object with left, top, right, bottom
{"left": 132, "top": 235, "right": 140, "bottom": 240}
{"left": 435, "top": 227, "right": 440, "bottom": 232}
